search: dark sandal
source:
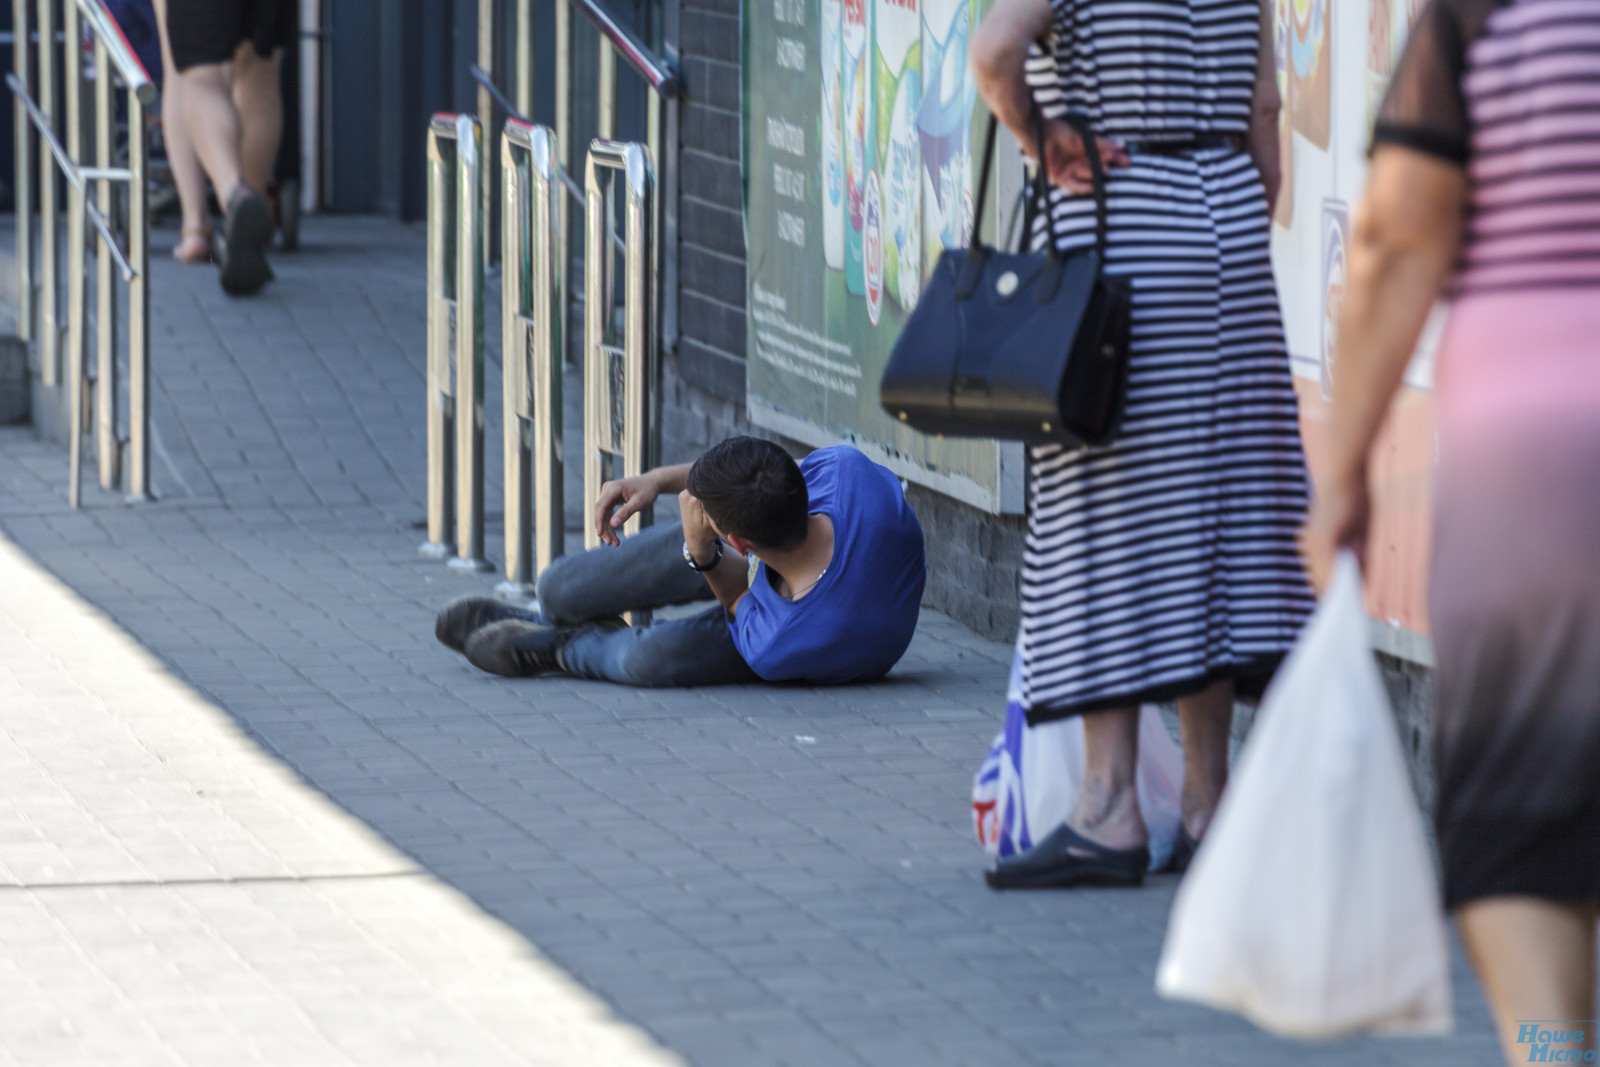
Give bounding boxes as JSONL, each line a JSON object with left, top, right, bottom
{"left": 1168, "top": 825, "right": 1202, "bottom": 874}
{"left": 985, "top": 823, "right": 1149, "bottom": 890}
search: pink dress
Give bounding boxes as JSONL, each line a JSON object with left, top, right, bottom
{"left": 1375, "top": 0, "right": 1600, "bottom": 908}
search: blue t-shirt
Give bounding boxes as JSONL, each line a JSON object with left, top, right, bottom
{"left": 732, "top": 446, "right": 926, "bottom": 683}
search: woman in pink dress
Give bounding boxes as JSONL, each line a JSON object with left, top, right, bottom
{"left": 1303, "top": 1, "right": 1600, "bottom": 1061}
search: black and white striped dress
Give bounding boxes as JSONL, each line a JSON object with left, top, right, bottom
{"left": 1018, "top": 0, "right": 1314, "bottom": 723}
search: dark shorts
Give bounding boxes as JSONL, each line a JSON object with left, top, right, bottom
{"left": 166, "top": 0, "right": 294, "bottom": 72}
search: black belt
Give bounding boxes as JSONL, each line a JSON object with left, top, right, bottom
{"left": 1125, "top": 134, "right": 1243, "bottom": 155}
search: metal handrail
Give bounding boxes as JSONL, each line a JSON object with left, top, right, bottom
{"left": 75, "top": 0, "right": 154, "bottom": 104}
{"left": 567, "top": 0, "right": 681, "bottom": 99}
{"left": 10, "top": 0, "right": 152, "bottom": 506}
{"left": 469, "top": 62, "right": 623, "bottom": 253}
{"left": 6, "top": 72, "right": 136, "bottom": 281}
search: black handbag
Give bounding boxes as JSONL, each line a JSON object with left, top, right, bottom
{"left": 879, "top": 109, "right": 1131, "bottom": 447}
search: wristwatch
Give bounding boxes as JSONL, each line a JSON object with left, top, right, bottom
{"left": 683, "top": 537, "right": 723, "bottom": 572}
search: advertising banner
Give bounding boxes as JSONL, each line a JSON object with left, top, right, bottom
{"left": 1275, "top": 0, "right": 1437, "bottom": 662}
{"left": 742, "top": 0, "right": 1441, "bottom": 660}
{"left": 742, "top": 0, "right": 1025, "bottom": 513}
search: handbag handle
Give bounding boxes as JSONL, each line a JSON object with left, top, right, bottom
{"left": 970, "top": 106, "right": 1111, "bottom": 258}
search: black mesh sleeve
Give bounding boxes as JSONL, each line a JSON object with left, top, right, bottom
{"left": 1371, "top": 0, "right": 1472, "bottom": 165}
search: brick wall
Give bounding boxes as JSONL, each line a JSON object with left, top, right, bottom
{"left": 675, "top": 0, "right": 749, "bottom": 408}
{"left": 667, "top": 0, "right": 1026, "bottom": 643}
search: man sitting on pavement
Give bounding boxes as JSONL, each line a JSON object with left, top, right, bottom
{"left": 435, "top": 436, "right": 927, "bottom": 687}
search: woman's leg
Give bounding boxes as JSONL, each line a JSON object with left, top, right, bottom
{"left": 1455, "top": 896, "right": 1598, "bottom": 1065}
{"left": 1175, "top": 677, "right": 1235, "bottom": 839}
{"left": 231, "top": 43, "right": 283, "bottom": 197}
{"left": 152, "top": 0, "right": 212, "bottom": 260}
{"left": 1069, "top": 706, "right": 1147, "bottom": 849}
{"left": 177, "top": 60, "right": 245, "bottom": 204}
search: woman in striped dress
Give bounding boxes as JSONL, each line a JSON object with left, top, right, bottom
{"left": 973, "top": 0, "right": 1314, "bottom": 889}
{"left": 1304, "top": 1, "right": 1600, "bottom": 1058}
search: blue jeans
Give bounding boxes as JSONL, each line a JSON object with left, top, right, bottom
{"left": 536, "top": 522, "right": 759, "bottom": 688}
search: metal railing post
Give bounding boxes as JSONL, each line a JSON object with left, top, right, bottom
{"left": 65, "top": 0, "right": 83, "bottom": 506}
{"left": 597, "top": 39, "right": 615, "bottom": 141}
{"left": 93, "top": 30, "right": 117, "bottom": 492}
{"left": 126, "top": 88, "right": 149, "bottom": 501}
{"left": 514, "top": 0, "right": 533, "bottom": 119}
{"left": 450, "top": 113, "right": 491, "bottom": 573}
{"left": 12, "top": 0, "right": 32, "bottom": 343}
{"left": 420, "top": 115, "right": 457, "bottom": 560}
{"left": 36, "top": 0, "right": 57, "bottom": 386}
{"left": 499, "top": 120, "right": 564, "bottom": 600}
{"left": 583, "top": 139, "right": 657, "bottom": 553}
{"left": 555, "top": 0, "right": 570, "bottom": 345}
{"left": 9, "top": 0, "right": 155, "bottom": 508}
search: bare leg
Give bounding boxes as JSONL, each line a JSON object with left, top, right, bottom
{"left": 230, "top": 43, "right": 283, "bottom": 197}
{"left": 151, "top": 0, "right": 211, "bottom": 259}
{"left": 1068, "top": 706, "right": 1147, "bottom": 850}
{"left": 177, "top": 61, "right": 245, "bottom": 204}
{"left": 1456, "top": 897, "right": 1598, "bottom": 1066}
{"left": 1175, "top": 678, "right": 1235, "bottom": 839}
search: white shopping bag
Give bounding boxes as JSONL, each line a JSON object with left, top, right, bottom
{"left": 1155, "top": 552, "right": 1453, "bottom": 1038}
{"left": 974, "top": 634, "right": 1184, "bottom": 871}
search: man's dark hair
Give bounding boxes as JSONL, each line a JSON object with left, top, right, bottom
{"left": 687, "top": 436, "right": 809, "bottom": 551}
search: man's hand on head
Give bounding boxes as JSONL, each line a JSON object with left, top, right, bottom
{"left": 679, "top": 490, "right": 718, "bottom": 558}
{"left": 680, "top": 489, "right": 750, "bottom": 616}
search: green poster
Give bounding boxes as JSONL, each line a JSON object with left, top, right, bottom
{"left": 742, "top": 0, "right": 1021, "bottom": 513}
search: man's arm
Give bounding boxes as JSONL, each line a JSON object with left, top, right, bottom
{"left": 679, "top": 490, "right": 750, "bottom": 616}
{"left": 592, "top": 463, "right": 693, "bottom": 546}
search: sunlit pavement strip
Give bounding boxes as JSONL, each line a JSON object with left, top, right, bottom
{"left": 0, "top": 533, "right": 682, "bottom": 1067}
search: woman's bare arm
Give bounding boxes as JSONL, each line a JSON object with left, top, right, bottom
{"left": 1300, "top": 147, "right": 1467, "bottom": 588}
{"left": 970, "top": 0, "right": 1128, "bottom": 194}
{"left": 1247, "top": 0, "right": 1282, "bottom": 214}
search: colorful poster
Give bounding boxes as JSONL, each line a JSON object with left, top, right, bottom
{"left": 1288, "top": 0, "right": 1332, "bottom": 148}
{"left": 744, "top": 0, "right": 1021, "bottom": 512}
{"left": 1273, "top": 0, "right": 1439, "bottom": 658}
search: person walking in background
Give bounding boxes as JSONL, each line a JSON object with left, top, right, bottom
{"left": 158, "top": 0, "right": 291, "bottom": 294}
{"left": 1301, "top": 1, "right": 1600, "bottom": 1061}
{"left": 973, "top": 0, "right": 1314, "bottom": 890}
{"left": 149, "top": 0, "right": 213, "bottom": 265}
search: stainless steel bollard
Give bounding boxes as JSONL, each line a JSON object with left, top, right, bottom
{"left": 499, "top": 120, "right": 564, "bottom": 601}
{"left": 582, "top": 140, "right": 658, "bottom": 552}
{"left": 420, "top": 114, "right": 491, "bottom": 571}
{"left": 421, "top": 115, "right": 459, "bottom": 560}
{"left": 448, "top": 114, "right": 491, "bottom": 573}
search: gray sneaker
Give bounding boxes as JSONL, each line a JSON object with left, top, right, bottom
{"left": 435, "top": 596, "right": 544, "bottom": 652}
{"left": 464, "top": 619, "right": 567, "bottom": 677}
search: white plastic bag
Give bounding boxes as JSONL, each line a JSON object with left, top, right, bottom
{"left": 1155, "top": 552, "right": 1453, "bottom": 1038}
{"left": 974, "top": 634, "right": 1184, "bottom": 872}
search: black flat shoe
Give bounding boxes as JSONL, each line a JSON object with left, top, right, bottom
{"left": 464, "top": 619, "right": 566, "bottom": 677}
{"left": 435, "top": 596, "right": 544, "bottom": 652}
{"left": 985, "top": 824, "right": 1149, "bottom": 890}
{"left": 1168, "top": 825, "right": 1202, "bottom": 874}
{"left": 219, "top": 186, "right": 273, "bottom": 296}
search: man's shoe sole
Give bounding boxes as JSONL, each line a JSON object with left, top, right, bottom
{"left": 435, "top": 596, "right": 543, "bottom": 652}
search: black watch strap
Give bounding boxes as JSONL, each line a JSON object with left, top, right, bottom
{"left": 683, "top": 537, "right": 723, "bottom": 572}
